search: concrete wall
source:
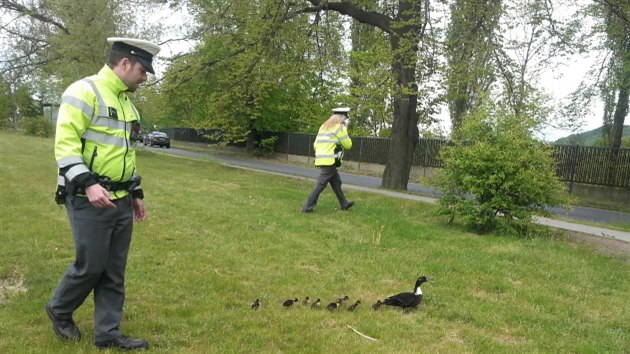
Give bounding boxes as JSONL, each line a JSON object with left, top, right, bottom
{"left": 569, "top": 183, "right": 630, "bottom": 205}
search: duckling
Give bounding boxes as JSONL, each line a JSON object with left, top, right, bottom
{"left": 347, "top": 300, "right": 361, "bottom": 312}
{"left": 326, "top": 299, "right": 343, "bottom": 311}
{"left": 250, "top": 298, "right": 261, "bottom": 310}
{"left": 337, "top": 295, "right": 350, "bottom": 304}
{"left": 371, "top": 300, "right": 383, "bottom": 311}
{"left": 302, "top": 296, "right": 311, "bottom": 306}
{"left": 310, "top": 298, "right": 321, "bottom": 309}
{"left": 282, "top": 298, "right": 299, "bottom": 307}
{"left": 383, "top": 276, "right": 431, "bottom": 311}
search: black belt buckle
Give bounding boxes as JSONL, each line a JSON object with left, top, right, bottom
{"left": 98, "top": 176, "right": 112, "bottom": 191}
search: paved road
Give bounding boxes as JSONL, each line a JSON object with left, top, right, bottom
{"left": 145, "top": 146, "right": 630, "bottom": 242}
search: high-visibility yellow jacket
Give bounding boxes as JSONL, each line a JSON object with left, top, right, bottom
{"left": 314, "top": 123, "right": 352, "bottom": 167}
{"left": 55, "top": 65, "right": 142, "bottom": 200}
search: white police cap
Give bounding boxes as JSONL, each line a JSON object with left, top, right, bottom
{"left": 107, "top": 37, "right": 161, "bottom": 74}
{"left": 332, "top": 107, "right": 351, "bottom": 115}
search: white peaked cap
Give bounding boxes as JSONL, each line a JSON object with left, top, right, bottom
{"left": 107, "top": 37, "right": 161, "bottom": 74}
{"left": 107, "top": 37, "right": 160, "bottom": 55}
{"left": 332, "top": 107, "right": 351, "bottom": 114}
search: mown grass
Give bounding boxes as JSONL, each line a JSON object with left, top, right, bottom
{"left": 1, "top": 130, "right": 629, "bottom": 353}
{"left": 174, "top": 139, "right": 630, "bottom": 220}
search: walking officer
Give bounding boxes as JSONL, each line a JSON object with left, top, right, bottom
{"left": 46, "top": 37, "right": 159, "bottom": 350}
{"left": 302, "top": 107, "right": 355, "bottom": 213}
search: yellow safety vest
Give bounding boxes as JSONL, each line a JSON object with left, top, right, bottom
{"left": 55, "top": 65, "right": 142, "bottom": 199}
{"left": 314, "top": 123, "right": 352, "bottom": 166}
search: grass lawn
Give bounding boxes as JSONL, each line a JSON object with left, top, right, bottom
{"left": 1, "top": 131, "right": 629, "bottom": 353}
{"left": 173, "top": 140, "right": 630, "bottom": 221}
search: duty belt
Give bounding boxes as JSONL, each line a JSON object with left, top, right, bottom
{"left": 73, "top": 179, "right": 131, "bottom": 194}
{"left": 99, "top": 180, "right": 132, "bottom": 192}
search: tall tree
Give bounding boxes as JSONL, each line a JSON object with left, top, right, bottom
{"left": 486, "top": 0, "right": 579, "bottom": 130}
{"left": 592, "top": 0, "right": 630, "bottom": 149}
{"left": 160, "top": 0, "right": 346, "bottom": 143}
{"left": 0, "top": 0, "right": 161, "bottom": 95}
{"left": 299, "top": 0, "right": 434, "bottom": 190}
{"left": 166, "top": 0, "right": 439, "bottom": 189}
{"left": 348, "top": 14, "right": 393, "bottom": 137}
{"left": 445, "top": 0, "right": 502, "bottom": 131}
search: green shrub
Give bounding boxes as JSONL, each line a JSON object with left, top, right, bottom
{"left": 433, "top": 110, "right": 571, "bottom": 234}
{"left": 254, "top": 135, "right": 278, "bottom": 156}
{"left": 21, "top": 116, "right": 53, "bottom": 138}
{"left": 0, "top": 116, "right": 12, "bottom": 130}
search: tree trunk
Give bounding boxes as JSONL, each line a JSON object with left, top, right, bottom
{"left": 609, "top": 83, "right": 629, "bottom": 150}
{"left": 381, "top": 3, "right": 421, "bottom": 190}
{"left": 246, "top": 129, "right": 257, "bottom": 152}
{"left": 301, "top": 0, "right": 423, "bottom": 190}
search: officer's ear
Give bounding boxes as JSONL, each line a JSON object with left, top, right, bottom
{"left": 119, "top": 57, "right": 132, "bottom": 71}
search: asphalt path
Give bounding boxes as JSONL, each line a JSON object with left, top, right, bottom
{"left": 144, "top": 146, "right": 630, "bottom": 242}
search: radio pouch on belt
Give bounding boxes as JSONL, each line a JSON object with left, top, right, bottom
{"left": 55, "top": 173, "right": 69, "bottom": 205}
{"left": 334, "top": 144, "right": 343, "bottom": 167}
{"left": 55, "top": 184, "right": 67, "bottom": 205}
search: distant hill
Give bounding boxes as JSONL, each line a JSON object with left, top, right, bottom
{"left": 554, "top": 125, "right": 630, "bottom": 146}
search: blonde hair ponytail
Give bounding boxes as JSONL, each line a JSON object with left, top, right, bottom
{"left": 321, "top": 114, "right": 347, "bottom": 130}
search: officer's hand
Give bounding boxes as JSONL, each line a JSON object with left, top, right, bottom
{"left": 132, "top": 198, "right": 146, "bottom": 222}
{"left": 85, "top": 184, "right": 116, "bottom": 208}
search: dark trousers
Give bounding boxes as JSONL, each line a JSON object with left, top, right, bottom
{"left": 48, "top": 195, "right": 134, "bottom": 342}
{"left": 303, "top": 165, "right": 350, "bottom": 211}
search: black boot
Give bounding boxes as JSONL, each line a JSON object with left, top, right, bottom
{"left": 341, "top": 201, "right": 355, "bottom": 211}
{"left": 45, "top": 304, "right": 81, "bottom": 340}
{"left": 95, "top": 335, "right": 149, "bottom": 350}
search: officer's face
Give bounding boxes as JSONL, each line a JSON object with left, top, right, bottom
{"left": 121, "top": 59, "right": 148, "bottom": 92}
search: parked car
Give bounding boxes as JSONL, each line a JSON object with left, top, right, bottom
{"left": 144, "top": 131, "right": 171, "bottom": 148}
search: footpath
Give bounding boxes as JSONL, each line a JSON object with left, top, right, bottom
{"left": 146, "top": 146, "right": 630, "bottom": 243}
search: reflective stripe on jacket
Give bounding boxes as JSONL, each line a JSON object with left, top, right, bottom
{"left": 314, "top": 123, "right": 352, "bottom": 166}
{"left": 55, "top": 65, "right": 141, "bottom": 199}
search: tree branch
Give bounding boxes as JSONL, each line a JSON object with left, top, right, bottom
{"left": 1, "top": 0, "right": 69, "bottom": 35}
{"left": 594, "top": 0, "right": 630, "bottom": 25}
{"left": 0, "top": 22, "right": 48, "bottom": 44}
{"left": 296, "top": 0, "right": 393, "bottom": 34}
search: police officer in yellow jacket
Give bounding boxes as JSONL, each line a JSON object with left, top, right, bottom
{"left": 46, "top": 37, "right": 159, "bottom": 351}
{"left": 302, "top": 108, "right": 355, "bottom": 213}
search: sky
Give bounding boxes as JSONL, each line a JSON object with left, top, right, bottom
{"left": 538, "top": 56, "right": 603, "bottom": 142}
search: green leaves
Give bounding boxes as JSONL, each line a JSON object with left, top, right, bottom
{"left": 153, "top": 0, "right": 344, "bottom": 141}
{"left": 434, "top": 109, "right": 571, "bottom": 234}
{"left": 445, "top": 0, "right": 502, "bottom": 131}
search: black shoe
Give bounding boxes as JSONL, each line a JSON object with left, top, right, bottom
{"left": 341, "top": 201, "right": 355, "bottom": 211}
{"left": 95, "top": 335, "right": 149, "bottom": 350}
{"left": 302, "top": 207, "right": 314, "bottom": 213}
{"left": 45, "top": 304, "right": 81, "bottom": 341}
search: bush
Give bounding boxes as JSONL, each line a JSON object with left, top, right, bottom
{"left": 433, "top": 110, "right": 571, "bottom": 234}
{"left": 0, "top": 116, "right": 12, "bottom": 130}
{"left": 254, "top": 135, "right": 278, "bottom": 157}
{"left": 21, "top": 116, "right": 54, "bottom": 138}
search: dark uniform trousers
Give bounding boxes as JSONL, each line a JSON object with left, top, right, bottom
{"left": 303, "top": 165, "right": 350, "bottom": 211}
{"left": 48, "top": 195, "right": 134, "bottom": 342}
